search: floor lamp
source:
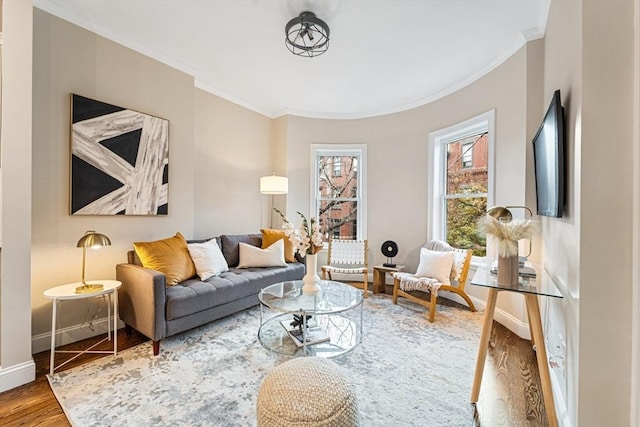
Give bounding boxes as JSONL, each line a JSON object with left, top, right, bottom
{"left": 260, "top": 173, "right": 288, "bottom": 228}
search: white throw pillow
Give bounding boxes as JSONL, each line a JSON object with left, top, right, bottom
{"left": 187, "top": 238, "right": 229, "bottom": 281}
{"left": 414, "top": 248, "right": 455, "bottom": 285}
{"left": 237, "top": 239, "right": 287, "bottom": 268}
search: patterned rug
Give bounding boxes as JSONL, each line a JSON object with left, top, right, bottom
{"left": 48, "top": 295, "right": 483, "bottom": 426}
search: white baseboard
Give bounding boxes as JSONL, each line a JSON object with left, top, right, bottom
{"left": 442, "top": 292, "right": 531, "bottom": 340}
{"left": 0, "top": 360, "right": 36, "bottom": 392}
{"left": 32, "top": 316, "right": 125, "bottom": 354}
{"left": 549, "top": 367, "right": 572, "bottom": 427}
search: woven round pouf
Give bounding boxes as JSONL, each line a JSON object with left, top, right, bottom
{"left": 257, "top": 357, "right": 361, "bottom": 427}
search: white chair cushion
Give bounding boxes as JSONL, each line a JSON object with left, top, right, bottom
{"left": 415, "top": 248, "right": 455, "bottom": 285}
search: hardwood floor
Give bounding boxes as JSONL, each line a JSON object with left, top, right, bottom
{"left": 0, "top": 329, "right": 147, "bottom": 427}
{"left": 473, "top": 319, "right": 548, "bottom": 427}
{"left": 0, "top": 301, "right": 547, "bottom": 426}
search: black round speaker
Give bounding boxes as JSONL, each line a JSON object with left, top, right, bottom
{"left": 381, "top": 240, "right": 398, "bottom": 258}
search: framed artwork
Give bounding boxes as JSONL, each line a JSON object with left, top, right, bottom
{"left": 70, "top": 94, "right": 169, "bottom": 215}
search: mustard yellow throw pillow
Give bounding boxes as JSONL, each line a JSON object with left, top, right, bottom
{"left": 261, "top": 228, "right": 296, "bottom": 263}
{"left": 133, "top": 232, "right": 196, "bottom": 286}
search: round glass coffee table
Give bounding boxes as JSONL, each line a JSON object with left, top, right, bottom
{"left": 257, "top": 280, "right": 363, "bottom": 358}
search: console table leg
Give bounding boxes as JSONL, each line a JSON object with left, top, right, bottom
{"left": 525, "top": 293, "right": 558, "bottom": 427}
{"left": 471, "top": 288, "right": 498, "bottom": 402}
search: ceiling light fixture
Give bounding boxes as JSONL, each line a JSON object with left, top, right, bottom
{"left": 285, "top": 11, "right": 330, "bottom": 58}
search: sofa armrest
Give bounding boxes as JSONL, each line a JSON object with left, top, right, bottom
{"left": 116, "top": 263, "right": 167, "bottom": 342}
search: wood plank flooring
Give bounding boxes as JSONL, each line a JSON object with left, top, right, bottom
{"left": 0, "top": 301, "right": 547, "bottom": 426}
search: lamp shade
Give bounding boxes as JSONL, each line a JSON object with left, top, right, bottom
{"left": 77, "top": 230, "right": 111, "bottom": 248}
{"left": 260, "top": 175, "right": 288, "bottom": 195}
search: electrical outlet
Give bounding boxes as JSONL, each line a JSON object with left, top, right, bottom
{"left": 549, "top": 333, "right": 567, "bottom": 375}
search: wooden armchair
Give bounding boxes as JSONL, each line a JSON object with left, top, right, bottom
{"left": 321, "top": 239, "right": 369, "bottom": 297}
{"left": 392, "top": 240, "right": 476, "bottom": 322}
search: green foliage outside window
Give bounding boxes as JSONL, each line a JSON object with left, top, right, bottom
{"left": 446, "top": 185, "right": 487, "bottom": 256}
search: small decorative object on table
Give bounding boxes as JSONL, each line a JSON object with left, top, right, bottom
{"left": 290, "top": 313, "right": 313, "bottom": 332}
{"left": 280, "top": 313, "right": 329, "bottom": 348}
{"left": 381, "top": 240, "right": 398, "bottom": 267}
{"left": 274, "top": 209, "right": 324, "bottom": 295}
{"left": 477, "top": 210, "right": 538, "bottom": 286}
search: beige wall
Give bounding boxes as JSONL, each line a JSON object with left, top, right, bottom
{"left": 0, "top": 0, "right": 34, "bottom": 391}
{"left": 543, "top": 0, "right": 636, "bottom": 426}
{"left": 541, "top": 0, "right": 582, "bottom": 423}
{"left": 579, "top": 1, "right": 634, "bottom": 425}
{"left": 193, "top": 89, "right": 274, "bottom": 237}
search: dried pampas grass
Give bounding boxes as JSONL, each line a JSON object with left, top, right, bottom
{"left": 477, "top": 215, "right": 539, "bottom": 257}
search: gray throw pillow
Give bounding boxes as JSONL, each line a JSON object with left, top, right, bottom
{"left": 219, "top": 234, "right": 262, "bottom": 267}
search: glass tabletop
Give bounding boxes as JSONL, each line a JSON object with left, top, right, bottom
{"left": 259, "top": 280, "right": 363, "bottom": 314}
{"left": 470, "top": 265, "right": 563, "bottom": 298}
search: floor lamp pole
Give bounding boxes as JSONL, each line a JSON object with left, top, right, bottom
{"left": 270, "top": 194, "right": 275, "bottom": 229}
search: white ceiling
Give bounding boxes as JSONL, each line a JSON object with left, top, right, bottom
{"left": 33, "top": 0, "right": 550, "bottom": 119}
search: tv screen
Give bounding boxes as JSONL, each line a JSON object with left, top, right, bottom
{"left": 532, "top": 90, "right": 565, "bottom": 218}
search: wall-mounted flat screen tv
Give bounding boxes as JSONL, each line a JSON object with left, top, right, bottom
{"left": 532, "top": 89, "right": 565, "bottom": 218}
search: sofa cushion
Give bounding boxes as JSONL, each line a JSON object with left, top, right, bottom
{"left": 164, "top": 262, "right": 306, "bottom": 320}
{"left": 237, "top": 240, "right": 287, "bottom": 268}
{"left": 220, "top": 234, "right": 262, "bottom": 267}
{"left": 187, "top": 238, "right": 229, "bottom": 280}
{"left": 133, "top": 232, "right": 196, "bottom": 286}
{"left": 261, "top": 228, "right": 296, "bottom": 262}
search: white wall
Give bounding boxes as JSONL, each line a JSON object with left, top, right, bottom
{"left": 0, "top": 0, "right": 35, "bottom": 392}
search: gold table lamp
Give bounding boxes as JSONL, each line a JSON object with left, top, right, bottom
{"left": 76, "top": 230, "right": 111, "bottom": 294}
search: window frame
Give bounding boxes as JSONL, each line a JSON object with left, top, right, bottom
{"left": 428, "top": 110, "right": 495, "bottom": 260}
{"left": 310, "top": 144, "right": 367, "bottom": 241}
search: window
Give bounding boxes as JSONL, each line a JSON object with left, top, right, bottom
{"left": 429, "top": 111, "right": 494, "bottom": 257}
{"left": 461, "top": 142, "right": 473, "bottom": 168}
{"left": 333, "top": 157, "right": 342, "bottom": 176}
{"left": 311, "top": 145, "right": 367, "bottom": 242}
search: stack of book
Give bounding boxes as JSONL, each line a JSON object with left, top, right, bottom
{"left": 280, "top": 320, "right": 330, "bottom": 348}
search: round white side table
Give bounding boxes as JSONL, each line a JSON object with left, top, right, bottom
{"left": 43, "top": 280, "right": 121, "bottom": 375}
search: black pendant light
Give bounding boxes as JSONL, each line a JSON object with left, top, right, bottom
{"left": 285, "top": 11, "right": 330, "bottom": 58}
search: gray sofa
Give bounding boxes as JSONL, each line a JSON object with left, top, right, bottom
{"left": 116, "top": 234, "right": 305, "bottom": 355}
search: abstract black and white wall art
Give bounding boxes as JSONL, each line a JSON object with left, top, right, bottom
{"left": 71, "top": 94, "right": 169, "bottom": 215}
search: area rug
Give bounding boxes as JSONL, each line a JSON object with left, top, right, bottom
{"left": 48, "top": 295, "right": 483, "bottom": 426}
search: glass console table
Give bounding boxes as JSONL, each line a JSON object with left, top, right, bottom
{"left": 257, "top": 280, "right": 363, "bottom": 358}
{"left": 470, "top": 266, "right": 562, "bottom": 427}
